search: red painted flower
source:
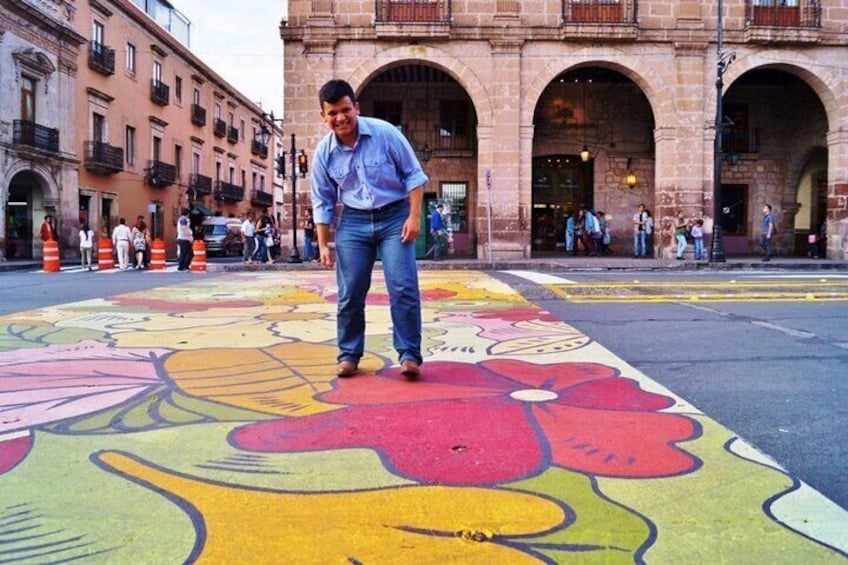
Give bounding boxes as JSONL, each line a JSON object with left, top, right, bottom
{"left": 231, "top": 360, "right": 700, "bottom": 485}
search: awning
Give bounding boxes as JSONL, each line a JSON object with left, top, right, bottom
{"left": 190, "top": 203, "right": 214, "bottom": 216}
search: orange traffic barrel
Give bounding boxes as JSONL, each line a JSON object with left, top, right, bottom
{"left": 149, "top": 239, "right": 166, "bottom": 271}
{"left": 42, "top": 240, "right": 60, "bottom": 272}
{"left": 97, "top": 237, "right": 114, "bottom": 270}
{"left": 190, "top": 239, "right": 206, "bottom": 272}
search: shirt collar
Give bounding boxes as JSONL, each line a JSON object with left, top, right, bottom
{"left": 329, "top": 116, "right": 373, "bottom": 152}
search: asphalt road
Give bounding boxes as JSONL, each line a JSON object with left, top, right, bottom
{"left": 496, "top": 269, "right": 848, "bottom": 511}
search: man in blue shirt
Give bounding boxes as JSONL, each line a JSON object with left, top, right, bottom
{"left": 429, "top": 203, "right": 446, "bottom": 260}
{"left": 311, "top": 79, "right": 428, "bottom": 379}
{"left": 760, "top": 204, "right": 776, "bottom": 261}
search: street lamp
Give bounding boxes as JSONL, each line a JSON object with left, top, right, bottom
{"left": 260, "top": 113, "right": 308, "bottom": 264}
{"left": 710, "top": 0, "right": 736, "bottom": 263}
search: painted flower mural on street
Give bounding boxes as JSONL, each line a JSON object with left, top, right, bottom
{"left": 232, "top": 360, "right": 701, "bottom": 485}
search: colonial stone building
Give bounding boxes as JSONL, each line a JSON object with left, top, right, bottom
{"left": 279, "top": 0, "right": 848, "bottom": 260}
{"left": 1, "top": 0, "right": 283, "bottom": 261}
{"left": 0, "top": 0, "right": 84, "bottom": 260}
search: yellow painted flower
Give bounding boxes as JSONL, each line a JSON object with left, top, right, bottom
{"left": 94, "top": 450, "right": 567, "bottom": 564}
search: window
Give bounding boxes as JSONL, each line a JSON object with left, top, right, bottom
{"left": 153, "top": 61, "right": 162, "bottom": 83}
{"left": 193, "top": 88, "right": 200, "bottom": 105}
{"left": 192, "top": 151, "right": 201, "bottom": 174}
{"left": 260, "top": 173, "right": 265, "bottom": 191}
{"left": 373, "top": 100, "right": 403, "bottom": 127}
{"left": 229, "top": 165, "right": 235, "bottom": 183}
{"left": 21, "top": 77, "right": 36, "bottom": 121}
{"left": 152, "top": 136, "right": 162, "bottom": 161}
{"left": 92, "top": 20, "right": 105, "bottom": 49}
{"left": 174, "top": 144, "right": 182, "bottom": 179}
{"left": 241, "top": 169, "right": 246, "bottom": 188}
{"left": 174, "top": 76, "right": 182, "bottom": 103}
{"left": 240, "top": 119, "right": 245, "bottom": 140}
{"left": 215, "top": 160, "right": 222, "bottom": 181}
{"left": 92, "top": 113, "right": 105, "bottom": 142}
{"left": 125, "top": 42, "right": 136, "bottom": 74}
{"left": 228, "top": 112, "right": 234, "bottom": 127}
{"left": 438, "top": 100, "right": 473, "bottom": 151}
{"left": 441, "top": 182, "right": 468, "bottom": 232}
{"left": 125, "top": 126, "right": 136, "bottom": 165}
{"left": 214, "top": 103, "right": 222, "bottom": 120}
{"left": 252, "top": 171, "right": 258, "bottom": 190}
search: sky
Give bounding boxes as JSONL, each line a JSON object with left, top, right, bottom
{"left": 174, "top": 0, "right": 286, "bottom": 116}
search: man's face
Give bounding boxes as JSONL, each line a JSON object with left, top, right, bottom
{"left": 321, "top": 96, "right": 359, "bottom": 143}
{"left": 762, "top": 206, "right": 769, "bottom": 215}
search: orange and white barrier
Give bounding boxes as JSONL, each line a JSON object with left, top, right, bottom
{"left": 190, "top": 239, "right": 206, "bottom": 273}
{"left": 42, "top": 240, "right": 60, "bottom": 272}
{"left": 150, "top": 239, "right": 166, "bottom": 271}
{"left": 97, "top": 237, "right": 114, "bottom": 270}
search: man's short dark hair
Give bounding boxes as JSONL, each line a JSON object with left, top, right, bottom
{"left": 765, "top": 204, "right": 772, "bottom": 212}
{"left": 436, "top": 204, "right": 443, "bottom": 209}
{"left": 319, "top": 79, "right": 356, "bottom": 107}
{"left": 181, "top": 208, "right": 190, "bottom": 216}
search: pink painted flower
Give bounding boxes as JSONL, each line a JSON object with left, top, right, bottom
{"left": 232, "top": 360, "right": 700, "bottom": 485}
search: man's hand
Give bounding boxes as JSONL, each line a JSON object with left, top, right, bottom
{"left": 401, "top": 216, "right": 420, "bottom": 243}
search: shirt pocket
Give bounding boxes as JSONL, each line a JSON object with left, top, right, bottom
{"left": 362, "top": 154, "right": 398, "bottom": 187}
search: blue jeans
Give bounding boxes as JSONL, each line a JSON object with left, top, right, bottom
{"left": 251, "top": 235, "right": 267, "bottom": 262}
{"left": 303, "top": 232, "right": 314, "bottom": 260}
{"left": 676, "top": 234, "right": 688, "bottom": 258}
{"left": 693, "top": 237, "right": 705, "bottom": 260}
{"left": 335, "top": 199, "right": 422, "bottom": 365}
{"left": 633, "top": 231, "right": 646, "bottom": 257}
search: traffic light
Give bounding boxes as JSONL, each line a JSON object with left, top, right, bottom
{"left": 297, "top": 151, "right": 309, "bottom": 175}
{"left": 275, "top": 154, "right": 286, "bottom": 177}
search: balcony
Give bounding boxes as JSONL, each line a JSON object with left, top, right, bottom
{"left": 84, "top": 141, "right": 124, "bottom": 175}
{"left": 150, "top": 79, "right": 170, "bottom": 106}
{"left": 215, "top": 180, "right": 244, "bottom": 202}
{"left": 251, "top": 189, "right": 274, "bottom": 207}
{"left": 88, "top": 42, "right": 115, "bottom": 76}
{"left": 191, "top": 103, "right": 207, "bottom": 126}
{"left": 213, "top": 118, "right": 227, "bottom": 137}
{"left": 145, "top": 160, "right": 177, "bottom": 187}
{"left": 251, "top": 139, "right": 268, "bottom": 159}
{"left": 375, "top": 0, "right": 450, "bottom": 22}
{"left": 227, "top": 126, "right": 239, "bottom": 144}
{"left": 563, "top": 0, "right": 636, "bottom": 24}
{"left": 744, "top": 0, "right": 820, "bottom": 43}
{"left": 188, "top": 173, "right": 213, "bottom": 196}
{"left": 13, "top": 120, "right": 59, "bottom": 153}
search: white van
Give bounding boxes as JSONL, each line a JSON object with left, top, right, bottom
{"left": 201, "top": 217, "right": 243, "bottom": 256}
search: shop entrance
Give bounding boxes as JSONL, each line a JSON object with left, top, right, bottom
{"left": 4, "top": 172, "right": 40, "bottom": 259}
{"left": 531, "top": 155, "right": 593, "bottom": 253}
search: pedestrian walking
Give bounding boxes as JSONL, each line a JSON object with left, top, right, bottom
{"left": 241, "top": 211, "right": 256, "bottom": 264}
{"left": 131, "top": 216, "right": 150, "bottom": 269}
{"left": 691, "top": 218, "right": 705, "bottom": 260}
{"left": 301, "top": 208, "right": 316, "bottom": 261}
{"left": 644, "top": 209, "right": 655, "bottom": 257}
{"left": 112, "top": 218, "right": 132, "bottom": 271}
{"left": 633, "top": 204, "right": 648, "bottom": 257}
{"left": 176, "top": 208, "right": 194, "bottom": 271}
{"left": 428, "top": 203, "right": 447, "bottom": 260}
{"left": 564, "top": 211, "right": 575, "bottom": 253}
{"left": 760, "top": 204, "right": 776, "bottom": 262}
{"left": 674, "top": 210, "right": 689, "bottom": 260}
{"left": 311, "top": 79, "right": 428, "bottom": 380}
{"left": 40, "top": 215, "right": 56, "bottom": 242}
{"left": 79, "top": 223, "right": 94, "bottom": 271}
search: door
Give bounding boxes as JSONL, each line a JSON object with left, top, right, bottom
{"left": 718, "top": 184, "right": 748, "bottom": 254}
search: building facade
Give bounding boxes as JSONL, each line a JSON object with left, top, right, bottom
{"left": 280, "top": 0, "right": 848, "bottom": 260}
{"left": 0, "top": 0, "right": 85, "bottom": 260}
{"left": 1, "top": 0, "right": 281, "bottom": 262}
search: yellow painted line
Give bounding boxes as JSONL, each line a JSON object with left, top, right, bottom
{"left": 545, "top": 284, "right": 848, "bottom": 303}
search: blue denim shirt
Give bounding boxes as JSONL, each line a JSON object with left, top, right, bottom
{"left": 310, "top": 116, "right": 429, "bottom": 224}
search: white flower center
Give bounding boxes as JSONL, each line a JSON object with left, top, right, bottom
{"left": 509, "top": 389, "right": 559, "bottom": 402}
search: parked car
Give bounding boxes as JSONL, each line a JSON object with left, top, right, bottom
{"left": 201, "top": 217, "right": 243, "bottom": 256}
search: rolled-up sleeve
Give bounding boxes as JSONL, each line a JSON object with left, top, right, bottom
{"left": 389, "top": 128, "right": 429, "bottom": 192}
{"left": 310, "top": 136, "right": 338, "bottom": 225}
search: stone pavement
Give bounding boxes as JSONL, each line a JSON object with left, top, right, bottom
{"left": 1, "top": 269, "right": 847, "bottom": 563}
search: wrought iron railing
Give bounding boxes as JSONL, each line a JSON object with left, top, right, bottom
{"left": 745, "top": 0, "right": 820, "bottom": 27}
{"left": 375, "top": 0, "right": 450, "bottom": 22}
{"left": 145, "top": 160, "right": 177, "bottom": 187}
{"left": 213, "top": 118, "right": 227, "bottom": 137}
{"left": 227, "top": 126, "right": 239, "bottom": 144}
{"left": 188, "top": 173, "right": 213, "bottom": 195}
{"left": 191, "top": 104, "right": 207, "bottom": 126}
{"left": 251, "top": 189, "right": 274, "bottom": 207}
{"left": 562, "top": 0, "right": 636, "bottom": 24}
{"left": 13, "top": 120, "right": 59, "bottom": 153}
{"left": 150, "top": 79, "right": 170, "bottom": 105}
{"left": 215, "top": 180, "right": 244, "bottom": 201}
{"left": 251, "top": 139, "right": 269, "bottom": 158}
{"left": 84, "top": 141, "right": 124, "bottom": 174}
{"left": 88, "top": 41, "right": 115, "bottom": 75}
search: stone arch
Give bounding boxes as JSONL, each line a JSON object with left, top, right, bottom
{"left": 722, "top": 52, "right": 841, "bottom": 133}
{"left": 2, "top": 161, "right": 57, "bottom": 203}
{"left": 347, "top": 45, "right": 494, "bottom": 127}
{"left": 522, "top": 57, "right": 673, "bottom": 131}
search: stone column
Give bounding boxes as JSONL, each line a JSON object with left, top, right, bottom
{"left": 826, "top": 129, "right": 848, "bottom": 259}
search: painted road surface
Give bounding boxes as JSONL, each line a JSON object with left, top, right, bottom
{"left": 1, "top": 271, "right": 846, "bottom": 563}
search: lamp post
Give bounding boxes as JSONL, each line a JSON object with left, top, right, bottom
{"left": 710, "top": 0, "right": 736, "bottom": 263}
{"left": 260, "top": 114, "right": 309, "bottom": 264}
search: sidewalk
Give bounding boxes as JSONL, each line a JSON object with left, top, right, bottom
{"left": 0, "top": 269, "right": 846, "bottom": 563}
